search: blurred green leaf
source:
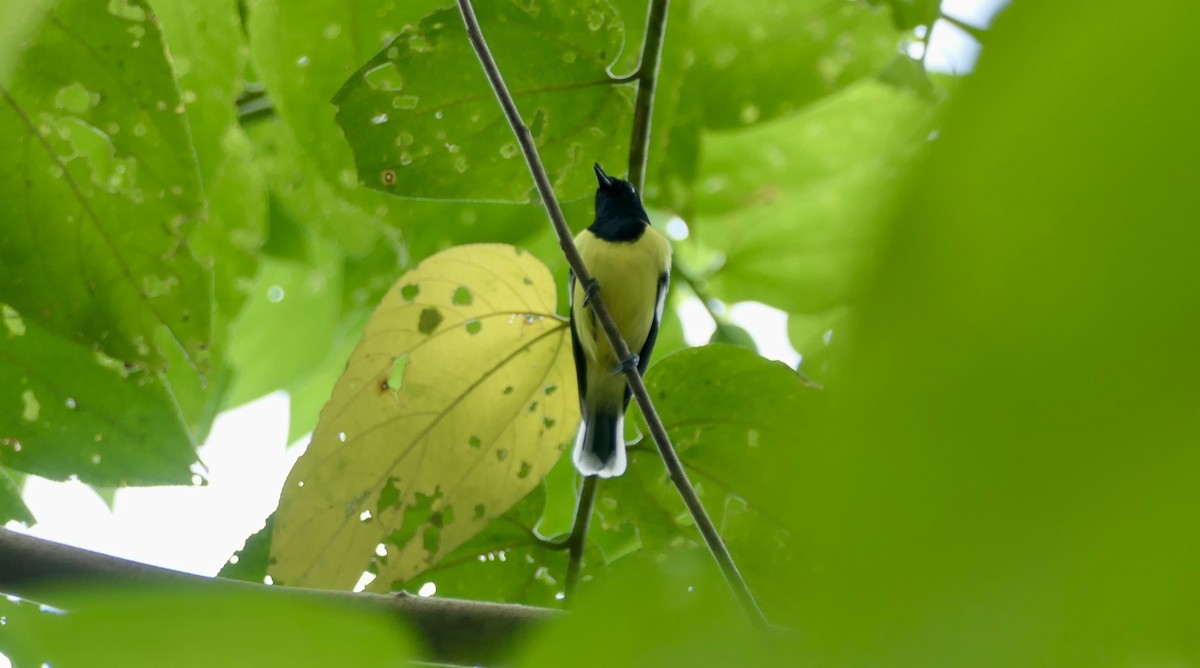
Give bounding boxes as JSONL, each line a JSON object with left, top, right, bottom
{"left": 2, "top": 586, "right": 415, "bottom": 666}
{"left": 700, "top": 79, "right": 932, "bottom": 314}
{"left": 791, "top": 1, "right": 1200, "bottom": 664}
{"left": 0, "top": 0, "right": 211, "bottom": 373}
{"left": 874, "top": 0, "right": 941, "bottom": 30}
{"left": 708, "top": 322, "right": 756, "bottom": 350}
{"left": 0, "top": 466, "right": 34, "bottom": 524}
{"left": 688, "top": 0, "right": 900, "bottom": 130}
{"left": 226, "top": 252, "right": 343, "bottom": 408}
{"left": 0, "top": 307, "right": 197, "bottom": 486}
{"left": 786, "top": 305, "right": 847, "bottom": 382}
{"left": 334, "top": 0, "right": 631, "bottom": 202}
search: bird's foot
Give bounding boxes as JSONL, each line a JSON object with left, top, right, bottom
{"left": 582, "top": 278, "right": 600, "bottom": 307}
{"left": 613, "top": 353, "right": 639, "bottom": 375}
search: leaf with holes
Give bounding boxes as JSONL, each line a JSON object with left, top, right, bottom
{"left": 0, "top": 0, "right": 210, "bottom": 374}
{"left": 333, "top": 0, "right": 632, "bottom": 202}
{"left": 269, "top": 244, "right": 578, "bottom": 590}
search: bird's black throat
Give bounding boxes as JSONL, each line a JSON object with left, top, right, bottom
{"left": 588, "top": 214, "right": 647, "bottom": 242}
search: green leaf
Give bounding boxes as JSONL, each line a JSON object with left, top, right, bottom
{"left": 334, "top": 0, "right": 631, "bottom": 202}
{"left": 700, "top": 79, "right": 932, "bottom": 314}
{"left": 0, "top": 306, "right": 197, "bottom": 486}
{"left": 791, "top": 1, "right": 1200, "bottom": 663}
{"left": 602, "top": 345, "right": 819, "bottom": 620}
{"left": 2, "top": 586, "right": 415, "bottom": 666}
{"left": 226, "top": 252, "right": 343, "bottom": 408}
{"left": 687, "top": 0, "right": 900, "bottom": 130}
{"left": 269, "top": 245, "right": 578, "bottom": 591}
{"left": 220, "top": 514, "right": 275, "bottom": 583}
{"left": 786, "top": 305, "right": 847, "bottom": 382}
{"left": 0, "top": 0, "right": 211, "bottom": 374}
{"left": 421, "top": 481, "right": 568, "bottom": 606}
{"left": 874, "top": 0, "right": 942, "bottom": 30}
{"left": 0, "top": 466, "right": 34, "bottom": 524}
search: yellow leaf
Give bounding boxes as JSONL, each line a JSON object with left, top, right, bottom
{"left": 269, "top": 244, "right": 578, "bottom": 590}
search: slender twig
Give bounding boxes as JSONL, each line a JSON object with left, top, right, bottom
{"left": 627, "top": 0, "right": 671, "bottom": 192}
{"left": 455, "top": 0, "right": 767, "bottom": 627}
{"left": 562, "top": 476, "right": 598, "bottom": 601}
{"left": 938, "top": 12, "right": 988, "bottom": 44}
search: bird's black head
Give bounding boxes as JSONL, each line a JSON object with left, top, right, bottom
{"left": 590, "top": 163, "right": 650, "bottom": 242}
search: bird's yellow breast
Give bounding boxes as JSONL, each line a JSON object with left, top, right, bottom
{"left": 572, "top": 226, "right": 672, "bottom": 373}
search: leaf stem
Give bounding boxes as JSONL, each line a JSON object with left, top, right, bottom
{"left": 627, "top": 0, "right": 671, "bottom": 192}
{"left": 675, "top": 262, "right": 724, "bottom": 329}
{"left": 563, "top": 475, "right": 598, "bottom": 601}
{"left": 455, "top": 0, "right": 767, "bottom": 627}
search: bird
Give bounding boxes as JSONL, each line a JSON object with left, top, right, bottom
{"left": 569, "top": 163, "right": 672, "bottom": 478}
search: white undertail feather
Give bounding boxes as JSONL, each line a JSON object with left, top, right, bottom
{"left": 572, "top": 409, "right": 626, "bottom": 478}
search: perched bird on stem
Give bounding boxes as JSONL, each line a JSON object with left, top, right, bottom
{"left": 569, "top": 163, "right": 672, "bottom": 478}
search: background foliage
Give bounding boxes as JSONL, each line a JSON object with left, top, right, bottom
{"left": 2, "top": 0, "right": 1197, "bottom": 665}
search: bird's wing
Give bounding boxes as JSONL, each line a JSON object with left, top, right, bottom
{"left": 568, "top": 269, "right": 588, "bottom": 412}
{"left": 622, "top": 270, "right": 669, "bottom": 410}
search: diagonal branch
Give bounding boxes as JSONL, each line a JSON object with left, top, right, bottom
{"left": 454, "top": 0, "right": 767, "bottom": 627}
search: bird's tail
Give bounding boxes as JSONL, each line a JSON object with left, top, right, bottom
{"left": 572, "top": 407, "right": 626, "bottom": 478}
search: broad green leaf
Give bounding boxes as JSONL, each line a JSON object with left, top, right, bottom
{"left": 599, "top": 345, "right": 818, "bottom": 620}
{"left": 688, "top": 0, "right": 900, "bottom": 130}
{"left": 791, "top": 1, "right": 1200, "bottom": 663}
{"left": 0, "top": 466, "right": 34, "bottom": 524}
{"left": 334, "top": 0, "right": 631, "bottom": 201}
{"left": 0, "top": 0, "right": 59, "bottom": 84}
{"left": 270, "top": 244, "right": 578, "bottom": 590}
{"left": 2, "top": 586, "right": 415, "bottom": 666}
{"left": 419, "top": 481, "right": 568, "bottom": 606}
{"left": 700, "top": 79, "right": 932, "bottom": 314}
{"left": 0, "top": 0, "right": 210, "bottom": 374}
{"left": 0, "top": 306, "right": 197, "bottom": 486}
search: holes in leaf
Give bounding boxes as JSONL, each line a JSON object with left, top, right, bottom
{"left": 418, "top": 307, "right": 443, "bottom": 334}
{"left": 465, "top": 319, "right": 482, "bottom": 335}
{"left": 388, "top": 353, "right": 410, "bottom": 392}
{"left": 452, "top": 286, "right": 472, "bottom": 305}
{"left": 400, "top": 283, "right": 420, "bottom": 302}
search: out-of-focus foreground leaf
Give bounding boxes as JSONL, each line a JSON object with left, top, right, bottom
{"left": 270, "top": 244, "right": 577, "bottom": 591}
{"left": 0, "top": 586, "right": 415, "bottom": 666}
{"left": 334, "top": 0, "right": 631, "bottom": 202}
{"left": 788, "top": 1, "right": 1200, "bottom": 665}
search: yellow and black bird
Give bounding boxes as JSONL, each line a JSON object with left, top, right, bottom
{"left": 570, "top": 164, "right": 672, "bottom": 478}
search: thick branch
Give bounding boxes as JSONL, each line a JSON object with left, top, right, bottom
{"left": 0, "top": 528, "right": 552, "bottom": 666}
{"left": 455, "top": 0, "right": 767, "bottom": 627}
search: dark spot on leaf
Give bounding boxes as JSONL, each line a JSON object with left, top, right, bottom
{"left": 468, "top": 435, "right": 481, "bottom": 448}
{"left": 400, "top": 283, "right": 419, "bottom": 302}
{"left": 423, "top": 526, "right": 441, "bottom": 554}
{"left": 386, "top": 488, "right": 443, "bottom": 550}
{"left": 466, "top": 320, "right": 482, "bottom": 335}
{"left": 517, "top": 461, "right": 533, "bottom": 479}
{"left": 523, "top": 276, "right": 533, "bottom": 285}
{"left": 381, "top": 169, "right": 397, "bottom": 187}
{"left": 452, "top": 286, "right": 472, "bottom": 305}
{"left": 544, "top": 417, "right": 556, "bottom": 428}
{"left": 418, "top": 307, "right": 443, "bottom": 334}
{"left": 430, "top": 511, "right": 444, "bottom": 528}
{"left": 496, "top": 449, "right": 508, "bottom": 461}
{"left": 543, "top": 385, "right": 557, "bottom": 395}
{"left": 503, "top": 386, "right": 514, "bottom": 395}
{"left": 377, "top": 476, "right": 402, "bottom": 514}
{"left": 530, "top": 108, "right": 547, "bottom": 138}
{"left": 528, "top": 401, "right": 538, "bottom": 412}
{"left": 474, "top": 503, "right": 485, "bottom": 519}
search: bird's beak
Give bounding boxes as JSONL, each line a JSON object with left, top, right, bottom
{"left": 593, "top": 163, "right": 612, "bottom": 187}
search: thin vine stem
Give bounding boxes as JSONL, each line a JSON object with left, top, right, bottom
{"left": 562, "top": 475, "right": 598, "bottom": 601}
{"left": 454, "top": 0, "right": 767, "bottom": 627}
